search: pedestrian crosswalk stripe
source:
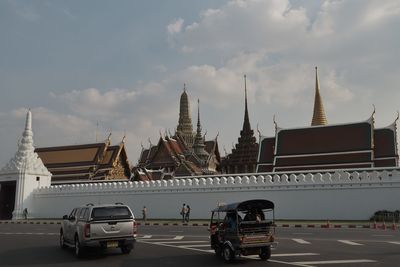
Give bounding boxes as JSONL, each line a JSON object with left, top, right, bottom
{"left": 292, "top": 239, "right": 311, "bottom": 244}
{"left": 292, "top": 259, "right": 376, "bottom": 265}
{"left": 173, "top": 235, "right": 184, "bottom": 240}
{"left": 156, "top": 240, "right": 207, "bottom": 244}
{"left": 338, "top": 240, "right": 363, "bottom": 246}
{"left": 273, "top": 253, "right": 319, "bottom": 257}
{"left": 178, "top": 244, "right": 211, "bottom": 248}
{"left": 141, "top": 235, "right": 152, "bottom": 238}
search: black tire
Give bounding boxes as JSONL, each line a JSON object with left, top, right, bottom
{"left": 223, "top": 244, "right": 234, "bottom": 262}
{"left": 259, "top": 246, "right": 271, "bottom": 261}
{"left": 74, "top": 235, "right": 85, "bottom": 258}
{"left": 59, "top": 230, "right": 67, "bottom": 249}
{"left": 121, "top": 246, "right": 132, "bottom": 254}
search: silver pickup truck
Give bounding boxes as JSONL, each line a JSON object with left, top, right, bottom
{"left": 60, "top": 203, "right": 137, "bottom": 257}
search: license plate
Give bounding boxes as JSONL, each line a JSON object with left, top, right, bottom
{"left": 107, "top": 241, "right": 119, "bottom": 248}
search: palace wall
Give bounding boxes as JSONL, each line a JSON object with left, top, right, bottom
{"left": 30, "top": 168, "right": 400, "bottom": 220}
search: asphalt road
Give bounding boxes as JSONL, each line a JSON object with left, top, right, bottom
{"left": 0, "top": 223, "right": 399, "bottom": 267}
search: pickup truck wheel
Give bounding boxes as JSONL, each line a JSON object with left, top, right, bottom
{"left": 74, "top": 236, "right": 85, "bottom": 258}
{"left": 259, "top": 246, "right": 271, "bottom": 261}
{"left": 223, "top": 245, "right": 234, "bottom": 262}
{"left": 59, "top": 231, "right": 67, "bottom": 249}
{"left": 121, "top": 246, "right": 132, "bottom": 254}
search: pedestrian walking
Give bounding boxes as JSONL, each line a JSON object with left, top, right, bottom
{"left": 23, "top": 208, "right": 28, "bottom": 220}
{"left": 185, "top": 205, "right": 191, "bottom": 222}
{"left": 142, "top": 206, "right": 147, "bottom": 222}
{"left": 180, "top": 203, "right": 186, "bottom": 223}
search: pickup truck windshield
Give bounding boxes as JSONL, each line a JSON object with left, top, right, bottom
{"left": 92, "top": 206, "right": 132, "bottom": 220}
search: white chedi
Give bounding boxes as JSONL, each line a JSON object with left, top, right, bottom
{"left": 0, "top": 110, "right": 50, "bottom": 176}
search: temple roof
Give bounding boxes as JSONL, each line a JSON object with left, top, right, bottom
{"left": 276, "top": 121, "right": 373, "bottom": 156}
{"left": 257, "top": 137, "right": 275, "bottom": 164}
{"left": 35, "top": 139, "right": 130, "bottom": 182}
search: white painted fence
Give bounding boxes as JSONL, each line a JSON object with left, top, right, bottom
{"left": 31, "top": 168, "right": 400, "bottom": 220}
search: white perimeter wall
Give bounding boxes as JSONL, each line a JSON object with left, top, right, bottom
{"left": 31, "top": 168, "right": 400, "bottom": 220}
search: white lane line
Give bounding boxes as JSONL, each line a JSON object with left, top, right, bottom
{"left": 292, "top": 259, "right": 376, "bottom": 265}
{"left": 292, "top": 239, "right": 311, "bottom": 244}
{"left": 140, "top": 235, "right": 152, "bottom": 239}
{"left": 273, "top": 253, "right": 319, "bottom": 257}
{"left": 140, "top": 239, "right": 317, "bottom": 267}
{"left": 156, "top": 241, "right": 207, "bottom": 244}
{"left": 338, "top": 240, "right": 363, "bottom": 246}
{"left": 373, "top": 234, "right": 393, "bottom": 237}
{"left": 136, "top": 238, "right": 180, "bottom": 241}
{"left": 174, "top": 235, "right": 184, "bottom": 240}
{"left": 178, "top": 244, "right": 211, "bottom": 248}
{"left": 0, "top": 232, "right": 58, "bottom": 235}
{"left": 139, "top": 240, "right": 213, "bottom": 253}
{"left": 388, "top": 241, "right": 400, "bottom": 245}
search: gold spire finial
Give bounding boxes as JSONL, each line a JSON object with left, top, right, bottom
{"left": 311, "top": 66, "right": 328, "bottom": 126}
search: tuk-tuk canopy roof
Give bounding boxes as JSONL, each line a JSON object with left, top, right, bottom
{"left": 212, "top": 199, "right": 274, "bottom": 212}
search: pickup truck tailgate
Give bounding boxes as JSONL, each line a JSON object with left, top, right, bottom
{"left": 90, "top": 220, "right": 133, "bottom": 239}
{"left": 89, "top": 206, "right": 134, "bottom": 239}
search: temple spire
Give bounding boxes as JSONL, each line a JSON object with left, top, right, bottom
{"left": 311, "top": 67, "right": 328, "bottom": 126}
{"left": 193, "top": 99, "right": 209, "bottom": 162}
{"left": 243, "top": 74, "right": 251, "bottom": 133}
{"left": 176, "top": 84, "right": 195, "bottom": 148}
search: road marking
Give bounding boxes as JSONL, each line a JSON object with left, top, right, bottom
{"left": 338, "top": 240, "right": 363, "bottom": 246}
{"left": 178, "top": 244, "right": 211, "bottom": 248}
{"left": 273, "top": 253, "right": 319, "bottom": 257}
{"left": 268, "top": 259, "right": 314, "bottom": 267}
{"left": 174, "top": 235, "right": 184, "bottom": 240}
{"left": 292, "top": 239, "right": 311, "bottom": 244}
{"left": 292, "top": 259, "right": 376, "bottom": 265}
{"left": 140, "top": 235, "right": 152, "bottom": 239}
{"left": 156, "top": 240, "right": 207, "bottom": 244}
{"left": 388, "top": 241, "right": 400, "bottom": 245}
{"left": 373, "top": 234, "right": 393, "bottom": 237}
{"left": 0, "top": 232, "right": 57, "bottom": 235}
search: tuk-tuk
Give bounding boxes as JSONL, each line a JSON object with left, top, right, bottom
{"left": 209, "top": 199, "right": 277, "bottom": 262}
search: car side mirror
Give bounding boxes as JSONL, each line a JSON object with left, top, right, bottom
{"left": 62, "top": 215, "right": 68, "bottom": 220}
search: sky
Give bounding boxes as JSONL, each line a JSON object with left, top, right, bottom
{"left": 1, "top": 0, "right": 400, "bottom": 167}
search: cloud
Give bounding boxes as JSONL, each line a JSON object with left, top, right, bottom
{"left": 7, "top": 0, "right": 40, "bottom": 21}
{"left": 50, "top": 88, "right": 137, "bottom": 119}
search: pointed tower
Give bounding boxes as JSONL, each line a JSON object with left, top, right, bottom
{"left": 0, "top": 110, "right": 51, "bottom": 220}
{"left": 193, "top": 99, "right": 209, "bottom": 162}
{"left": 176, "top": 84, "right": 195, "bottom": 148}
{"left": 311, "top": 67, "right": 328, "bottom": 126}
{"left": 221, "top": 75, "right": 259, "bottom": 174}
{"left": 242, "top": 74, "right": 252, "bottom": 136}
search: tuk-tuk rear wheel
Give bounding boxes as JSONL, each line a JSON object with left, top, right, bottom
{"left": 223, "top": 245, "right": 234, "bottom": 262}
{"left": 259, "top": 246, "right": 271, "bottom": 261}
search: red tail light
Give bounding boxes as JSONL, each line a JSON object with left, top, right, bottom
{"left": 133, "top": 221, "right": 138, "bottom": 236}
{"left": 84, "top": 223, "right": 90, "bottom": 238}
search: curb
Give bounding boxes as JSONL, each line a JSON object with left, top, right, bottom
{"left": 0, "top": 220, "right": 397, "bottom": 230}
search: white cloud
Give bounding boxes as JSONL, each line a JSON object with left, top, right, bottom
{"left": 7, "top": 0, "right": 40, "bottom": 21}
{"left": 50, "top": 88, "right": 137, "bottom": 119}
{"left": 167, "top": 18, "right": 184, "bottom": 35}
